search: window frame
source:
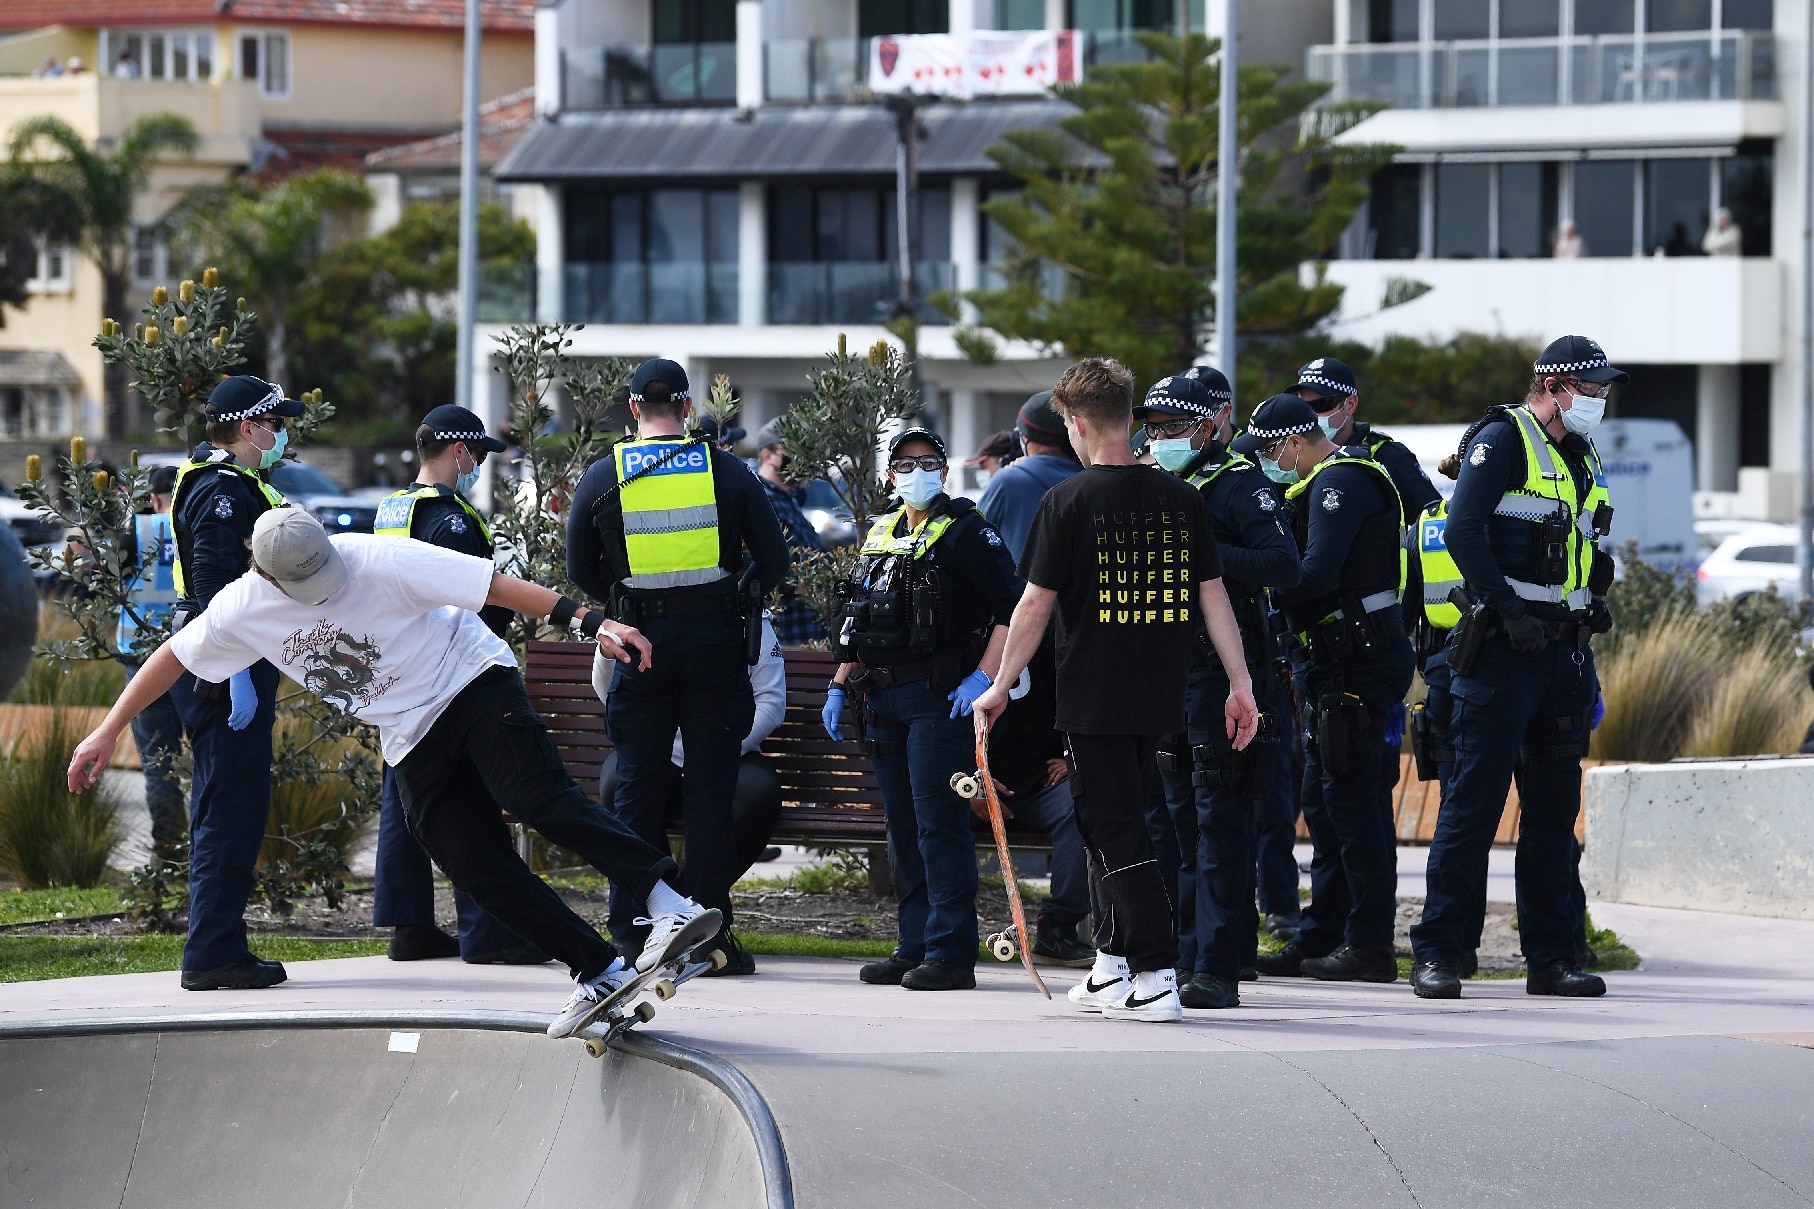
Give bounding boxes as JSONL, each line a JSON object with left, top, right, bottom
{"left": 239, "top": 29, "right": 292, "bottom": 99}
{"left": 25, "top": 240, "right": 72, "bottom": 294}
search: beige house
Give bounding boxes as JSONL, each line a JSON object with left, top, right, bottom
{"left": 0, "top": 0, "right": 533, "bottom": 438}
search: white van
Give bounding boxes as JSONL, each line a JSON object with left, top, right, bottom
{"left": 1384, "top": 417, "right": 1697, "bottom": 571}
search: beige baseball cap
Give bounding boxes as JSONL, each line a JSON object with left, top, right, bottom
{"left": 251, "top": 507, "right": 347, "bottom": 605}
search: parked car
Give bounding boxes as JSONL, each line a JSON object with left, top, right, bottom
{"left": 0, "top": 481, "right": 60, "bottom": 555}
{"left": 140, "top": 454, "right": 378, "bottom": 534}
{"left": 801, "top": 478, "right": 857, "bottom": 547}
{"left": 1695, "top": 523, "right": 1803, "bottom": 606}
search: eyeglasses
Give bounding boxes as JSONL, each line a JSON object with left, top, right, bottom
{"left": 1257, "top": 437, "right": 1290, "bottom": 460}
{"left": 1564, "top": 378, "right": 1612, "bottom": 399}
{"left": 1141, "top": 416, "right": 1204, "bottom": 440}
{"left": 1299, "top": 391, "right": 1348, "bottom": 416}
{"left": 252, "top": 417, "right": 285, "bottom": 434}
{"left": 889, "top": 455, "right": 946, "bottom": 474}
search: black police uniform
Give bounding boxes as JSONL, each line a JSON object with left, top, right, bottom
{"left": 166, "top": 377, "right": 297, "bottom": 980}
{"left": 1409, "top": 350, "right": 1618, "bottom": 992}
{"left": 1268, "top": 443, "right": 1415, "bottom": 977}
{"left": 839, "top": 488, "right": 1021, "bottom": 975}
{"left": 566, "top": 384, "right": 789, "bottom": 957}
{"left": 371, "top": 479, "right": 532, "bottom": 962}
{"left": 1350, "top": 421, "right": 1441, "bottom": 526}
{"left": 1152, "top": 437, "right": 1301, "bottom": 991}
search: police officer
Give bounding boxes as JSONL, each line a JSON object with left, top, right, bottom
{"left": 166, "top": 374, "right": 297, "bottom": 990}
{"left": 119, "top": 464, "right": 185, "bottom": 866}
{"left": 1138, "top": 370, "right": 1301, "bottom": 1008}
{"left": 1290, "top": 356, "right": 1440, "bottom": 524}
{"left": 823, "top": 428, "right": 1021, "bottom": 992}
{"left": 567, "top": 359, "right": 789, "bottom": 969}
{"left": 371, "top": 404, "right": 542, "bottom": 965}
{"left": 1409, "top": 336, "right": 1621, "bottom": 1000}
{"left": 1242, "top": 394, "right": 1415, "bottom": 984}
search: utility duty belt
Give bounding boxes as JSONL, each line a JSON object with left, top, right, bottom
{"left": 1408, "top": 700, "right": 1454, "bottom": 782}
{"left": 1297, "top": 590, "right": 1403, "bottom": 667}
{"left": 847, "top": 641, "right": 977, "bottom": 696}
{"left": 1156, "top": 710, "right": 1281, "bottom": 799}
{"left": 611, "top": 590, "right": 740, "bottom": 624}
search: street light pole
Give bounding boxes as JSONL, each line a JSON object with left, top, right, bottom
{"left": 455, "top": 0, "right": 482, "bottom": 416}
{"left": 1800, "top": 0, "right": 1814, "bottom": 597}
{"left": 1215, "top": 0, "right": 1239, "bottom": 387}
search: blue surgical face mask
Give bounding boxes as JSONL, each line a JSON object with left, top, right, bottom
{"left": 897, "top": 467, "right": 945, "bottom": 510}
{"left": 1260, "top": 449, "right": 1299, "bottom": 486}
{"left": 1150, "top": 438, "right": 1198, "bottom": 473}
{"left": 1562, "top": 393, "right": 1605, "bottom": 435}
{"left": 250, "top": 422, "right": 287, "bottom": 470}
{"left": 455, "top": 446, "right": 481, "bottom": 496}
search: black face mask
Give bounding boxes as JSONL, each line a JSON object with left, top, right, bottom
{"left": 778, "top": 453, "right": 793, "bottom": 474}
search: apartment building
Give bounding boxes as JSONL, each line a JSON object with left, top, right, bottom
{"left": 484, "top": 2, "right": 1319, "bottom": 485}
{"left": 1310, "top": 0, "right": 1801, "bottom": 517}
{"left": 0, "top": 0, "right": 533, "bottom": 438}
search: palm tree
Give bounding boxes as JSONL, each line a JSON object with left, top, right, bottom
{"left": 6, "top": 113, "right": 199, "bottom": 438}
{"left": 166, "top": 168, "right": 373, "bottom": 390}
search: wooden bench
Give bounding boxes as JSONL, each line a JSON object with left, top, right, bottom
{"left": 522, "top": 640, "right": 1055, "bottom": 851}
{"left": 525, "top": 640, "right": 1562, "bottom": 852}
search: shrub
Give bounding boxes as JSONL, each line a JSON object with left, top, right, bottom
{"left": 0, "top": 711, "right": 123, "bottom": 888}
{"left": 1682, "top": 643, "right": 1809, "bottom": 758}
{"left": 255, "top": 708, "right": 380, "bottom": 912}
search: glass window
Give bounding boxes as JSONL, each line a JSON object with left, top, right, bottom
{"left": 1573, "top": 0, "right": 1635, "bottom": 35}
{"left": 196, "top": 33, "right": 214, "bottom": 79}
{"left": 609, "top": 193, "right": 643, "bottom": 261}
{"left": 118, "top": 33, "right": 144, "bottom": 77}
{"left": 262, "top": 32, "right": 289, "bottom": 96}
{"left": 1434, "top": 0, "right": 1489, "bottom": 40}
{"left": 1723, "top": 0, "right": 1772, "bottom": 29}
{"left": 1070, "top": 0, "right": 1173, "bottom": 31}
{"left": 770, "top": 187, "right": 816, "bottom": 261}
{"left": 1501, "top": 0, "right": 1559, "bottom": 37}
{"left": 1736, "top": 544, "right": 1794, "bottom": 564}
{"left": 148, "top": 35, "right": 166, "bottom": 80}
{"left": 172, "top": 36, "right": 190, "bottom": 81}
{"left": 1367, "top": 164, "right": 1422, "bottom": 260}
{"left": 1497, "top": 162, "right": 1557, "bottom": 258}
{"left": 654, "top": 0, "right": 737, "bottom": 42}
{"left": 239, "top": 33, "right": 259, "bottom": 81}
{"left": 1648, "top": 0, "right": 1712, "bottom": 32}
{"left": 1722, "top": 142, "right": 1773, "bottom": 256}
{"left": 706, "top": 190, "right": 740, "bottom": 262}
{"left": 819, "top": 189, "right": 883, "bottom": 261}
{"left": 996, "top": 0, "right": 1046, "bottom": 29}
{"left": 1367, "top": 0, "right": 1420, "bottom": 43}
{"left": 1436, "top": 163, "right": 1490, "bottom": 258}
{"left": 1645, "top": 158, "right": 1711, "bottom": 256}
{"left": 1573, "top": 160, "right": 1637, "bottom": 257}
{"left": 860, "top": 0, "right": 950, "bottom": 36}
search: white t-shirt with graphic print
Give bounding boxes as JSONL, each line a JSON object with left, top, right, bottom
{"left": 168, "top": 534, "right": 516, "bottom": 764}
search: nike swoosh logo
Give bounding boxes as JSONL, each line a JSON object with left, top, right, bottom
{"left": 1125, "top": 991, "right": 1173, "bottom": 1009}
{"left": 1084, "top": 977, "right": 1124, "bottom": 994}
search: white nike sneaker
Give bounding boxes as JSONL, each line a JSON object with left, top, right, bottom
{"left": 1067, "top": 970, "right": 1131, "bottom": 1012}
{"left": 547, "top": 963, "right": 634, "bottom": 1038}
{"left": 1102, "top": 969, "right": 1183, "bottom": 1023}
{"left": 633, "top": 903, "right": 723, "bottom": 974}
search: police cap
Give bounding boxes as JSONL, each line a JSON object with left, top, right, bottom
{"left": 1534, "top": 335, "right": 1629, "bottom": 385}
{"left": 1231, "top": 394, "right": 1320, "bottom": 456}
{"left": 1137, "top": 375, "right": 1217, "bottom": 418}
{"left": 887, "top": 427, "right": 948, "bottom": 461}
{"left": 630, "top": 358, "right": 690, "bottom": 401}
{"left": 1290, "top": 356, "right": 1358, "bottom": 399}
{"left": 420, "top": 403, "right": 507, "bottom": 452}
{"left": 1181, "top": 365, "right": 1234, "bottom": 403}
{"left": 205, "top": 375, "right": 305, "bottom": 422}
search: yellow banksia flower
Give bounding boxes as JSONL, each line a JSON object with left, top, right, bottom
{"left": 172, "top": 316, "right": 189, "bottom": 336}
{"left": 212, "top": 334, "right": 225, "bottom": 349}
{"left": 130, "top": 450, "right": 139, "bottom": 469}
{"left": 134, "top": 324, "right": 144, "bottom": 341}
{"left": 236, "top": 297, "right": 247, "bottom": 313}
{"left": 203, "top": 266, "right": 219, "bottom": 288}
{"left": 145, "top": 324, "right": 162, "bottom": 345}
{"left": 869, "top": 340, "right": 889, "bottom": 366}
{"left": 152, "top": 285, "right": 168, "bottom": 307}
{"left": 92, "top": 471, "right": 110, "bottom": 492}
{"left": 179, "top": 280, "right": 195, "bottom": 303}
{"left": 25, "top": 454, "right": 41, "bottom": 482}
{"left": 70, "top": 436, "right": 86, "bottom": 464}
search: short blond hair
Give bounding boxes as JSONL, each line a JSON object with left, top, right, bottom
{"left": 1051, "top": 357, "right": 1134, "bottom": 428}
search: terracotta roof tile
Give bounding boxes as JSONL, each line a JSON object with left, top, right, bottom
{"left": 0, "top": 0, "right": 533, "bottom": 35}
{"left": 363, "top": 85, "right": 534, "bottom": 170}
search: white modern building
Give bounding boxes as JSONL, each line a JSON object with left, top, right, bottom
{"left": 478, "top": 0, "right": 1325, "bottom": 486}
{"left": 1309, "top": 0, "right": 1803, "bottom": 518}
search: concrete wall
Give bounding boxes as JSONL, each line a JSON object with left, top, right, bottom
{"left": 264, "top": 26, "right": 532, "bottom": 132}
{"left": 1583, "top": 759, "right": 1814, "bottom": 921}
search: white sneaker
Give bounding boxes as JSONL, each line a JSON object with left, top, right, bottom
{"left": 1067, "top": 970, "right": 1131, "bottom": 1012}
{"left": 1102, "top": 969, "right": 1183, "bottom": 1023}
{"left": 633, "top": 903, "right": 722, "bottom": 973}
{"left": 546, "top": 963, "right": 634, "bottom": 1038}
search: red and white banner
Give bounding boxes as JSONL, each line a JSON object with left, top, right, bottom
{"left": 869, "top": 30, "right": 1079, "bottom": 99}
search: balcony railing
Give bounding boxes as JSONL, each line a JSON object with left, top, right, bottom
{"left": 564, "top": 262, "right": 741, "bottom": 324}
{"left": 1307, "top": 29, "right": 1774, "bottom": 109}
{"left": 767, "top": 261, "right": 954, "bottom": 325}
{"left": 561, "top": 42, "right": 737, "bottom": 110}
{"left": 764, "top": 30, "right": 1155, "bottom": 105}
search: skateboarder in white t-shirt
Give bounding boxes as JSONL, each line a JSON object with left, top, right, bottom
{"left": 68, "top": 507, "right": 717, "bottom": 1038}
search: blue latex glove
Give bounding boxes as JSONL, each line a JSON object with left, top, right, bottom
{"left": 947, "top": 668, "right": 993, "bottom": 719}
{"left": 1384, "top": 700, "right": 1407, "bottom": 747}
{"left": 1591, "top": 692, "right": 1605, "bottom": 732}
{"left": 822, "top": 685, "right": 846, "bottom": 742}
{"left": 227, "top": 669, "right": 258, "bottom": 732}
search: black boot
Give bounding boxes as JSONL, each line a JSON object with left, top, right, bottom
{"left": 1254, "top": 942, "right": 1313, "bottom": 978}
{"left": 389, "top": 924, "right": 460, "bottom": 961}
{"left": 1526, "top": 961, "right": 1606, "bottom": 997}
{"left": 463, "top": 941, "right": 550, "bottom": 966}
{"left": 702, "top": 929, "right": 757, "bottom": 977}
{"left": 859, "top": 951, "right": 920, "bottom": 985}
{"left": 1411, "top": 961, "right": 1462, "bottom": 999}
{"left": 1031, "top": 918, "right": 1095, "bottom": 968}
{"left": 1301, "top": 943, "right": 1398, "bottom": 983}
{"left": 1179, "top": 972, "right": 1241, "bottom": 1009}
{"left": 901, "top": 959, "right": 977, "bottom": 991}
{"left": 1460, "top": 950, "right": 1478, "bottom": 979}
{"left": 182, "top": 958, "right": 287, "bottom": 991}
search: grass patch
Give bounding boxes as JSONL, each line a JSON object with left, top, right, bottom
{"left": 0, "top": 886, "right": 127, "bottom": 926}
{"left": 0, "top": 936, "right": 388, "bottom": 982}
{"left": 737, "top": 931, "right": 897, "bottom": 960}
{"left": 1585, "top": 912, "right": 1641, "bottom": 972}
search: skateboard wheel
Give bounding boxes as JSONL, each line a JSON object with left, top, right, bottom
{"left": 584, "top": 1038, "right": 607, "bottom": 1058}
{"left": 654, "top": 978, "right": 677, "bottom": 1001}
{"left": 991, "top": 937, "right": 1015, "bottom": 962}
{"left": 950, "top": 772, "right": 979, "bottom": 798}
{"left": 709, "top": 949, "right": 728, "bottom": 971}
{"left": 635, "top": 1000, "right": 657, "bottom": 1023}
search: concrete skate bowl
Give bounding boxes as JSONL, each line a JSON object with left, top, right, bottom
{"left": 0, "top": 1012, "right": 791, "bottom": 1209}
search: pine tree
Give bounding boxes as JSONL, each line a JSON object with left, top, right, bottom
{"left": 969, "top": 31, "right": 1393, "bottom": 391}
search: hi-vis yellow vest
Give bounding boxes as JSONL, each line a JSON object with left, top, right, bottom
{"left": 169, "top": 451, "right": 285, "bottom": 598}
{"left": 1492, "top": 405, "right": 1611, "bottom": 611}
{"left": 859, "top": 505, "right": 961, "bottom": 560}
{"left": 1414, "top": 498, "right": 1461, "bottom": 630}
{"left": 1285, "top": 449, "right": 1408, "bottom": 629}
{"left": 613, "top": 437, "right": 724, "bottom": 590}
{"left": 1183, "top": 449, "right": 1255, "bottom": 492}
{"left": 374, "top": 485, "right": 492, "bottom": 547}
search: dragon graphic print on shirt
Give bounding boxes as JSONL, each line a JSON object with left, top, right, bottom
{"left": 281, "top": 619, "right": 400, "bottom": 712}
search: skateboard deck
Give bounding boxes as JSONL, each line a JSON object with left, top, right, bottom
{"left": 951, "top": 720, "right": 1050, "bottom": 999}
{"left": 570, "top": 908, "right": 725, "bottom": 1056}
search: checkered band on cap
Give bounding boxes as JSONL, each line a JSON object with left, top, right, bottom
{"left": 213, "top": 381, "right": 285, "bottom": 422}
{"left": 1199, "top": 381, "right": 1232, "bottom": 401}
{"left": 629, "top": 387, "right": 690, "bottom": 401}
{"left": 1144, "top": 383, "right": 1217, "bottom": 416}
{"left": 1294, "top": 371, "right": 1353, "bottom": 397}
{"left": 1532, "top": 353, "right": 1610, "bottom": 374}
{"left": 431, "top": 429, "right": 488, "bottom": 442}
{"left": 1246, "top": 416, "right": 1318, "bottom": 440}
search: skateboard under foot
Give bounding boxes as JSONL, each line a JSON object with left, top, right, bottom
{"left": 581, "top": 947, "right": 727, "bottom": 1057}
